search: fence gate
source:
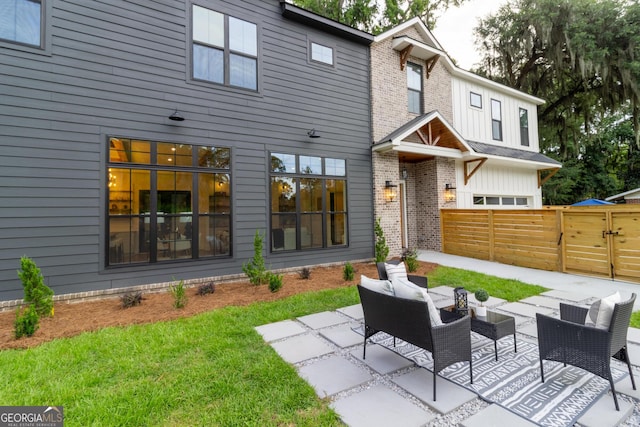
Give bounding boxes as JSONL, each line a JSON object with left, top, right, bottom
{"left": 561, "top": 209, "right": 640, "bottom": 281}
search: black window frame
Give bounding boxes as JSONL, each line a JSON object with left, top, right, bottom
{"left": 269, "top": 152, "right": 348, "bottom": 252}
{"left": 191, "top": 3, "right": 258, "bottom": 91}
{"left": 106, "top": 138, "right": 232, "bottom": 267}
{"left": 491, "top": 99, "right": 503, "bottom": 141}
{"left": 309, "top": 41, "right": 335, "bottom": 66}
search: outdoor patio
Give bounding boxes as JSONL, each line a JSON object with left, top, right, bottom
{"left": 256, "top": 255, "right": 640, "bottom": 427}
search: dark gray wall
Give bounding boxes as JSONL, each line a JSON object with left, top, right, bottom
{"left": 0, "top": 0, "right": 373, "bottom": 301}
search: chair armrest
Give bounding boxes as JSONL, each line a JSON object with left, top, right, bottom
{"left": 559, "top": 303, "right": 588, "bottom": 325}
{"left": 408, "top": 275, "right": 428, "bottom": 289}
{"left": 431, "top": 315, "right": 471, "bottom": 373}
{"left": 536, "top": 313, "right": 611, "bottom": 375}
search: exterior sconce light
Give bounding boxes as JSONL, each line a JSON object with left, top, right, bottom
{"left": 401, "top": 167, "right": 408, "bottom": 180}
{"left": 444, "top": 183, "right": 457, "bottom": 202}
{"left": 384, "top": 180, "right": 398, "bottom": 202}
{"left": 307, "top": 129, "right": 321, "bottom": 139}
{"left": 169, "top": 109, "right": 185, "bottom": 121}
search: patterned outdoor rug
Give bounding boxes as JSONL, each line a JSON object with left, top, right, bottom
{"left": 357, "top": 328, "right": 628, "bottom": 427}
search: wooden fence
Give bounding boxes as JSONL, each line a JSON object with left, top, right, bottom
{"left": 440, "top": 206, "right": 640, "bottom": 283}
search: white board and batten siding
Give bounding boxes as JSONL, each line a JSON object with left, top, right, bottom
{"left": 451, "top": 77, "right": 544, "bottom": 209}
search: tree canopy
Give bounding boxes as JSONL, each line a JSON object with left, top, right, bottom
{"left": 474, "top": 0, "right": 640, "bottom": 203}
{"left": 292, "top": 0, "right": 468, "bottom": 33}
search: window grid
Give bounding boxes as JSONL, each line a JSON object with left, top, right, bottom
{"left": 107, "top": 138, "right": 231, "bottom": 266}
{"left": 192, "top": 5, "right": 257, "bottom": 90}
{"left": 473, "top": 195, "right": 529, "bottom": 207}
{"left": 0, "top": 0, "right": 42, "bottom": 47}
{"left": 311, "top": 42, "right": 334, "bottom": 65}
{"left": 270, "top": 153, "right": 347, "bottom": 252}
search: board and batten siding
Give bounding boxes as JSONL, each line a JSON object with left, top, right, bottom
{"left": 451, "top": 77, "right": 540, "bottom": 152}
{"left": 0, "top": 0, "right": 373, "bottom": 301}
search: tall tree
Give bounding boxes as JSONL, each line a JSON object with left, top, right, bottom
{"left": 474, "top": 0, "right": 640, "bottom": 202}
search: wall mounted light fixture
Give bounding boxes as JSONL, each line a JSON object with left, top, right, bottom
{"left": 384, "top": 180, "right": 398, "bottom": 202}
{"left": 401, "top": 167, "right": 408, "bottom": 180}
{"left": 169, "top": 109, "right": 185, "bottom": 121}
{"left": 444, "top": 183, "right": 457, "bottom": 202}
{"left": 307, "top": 129, "right": 321, "bottom": 138}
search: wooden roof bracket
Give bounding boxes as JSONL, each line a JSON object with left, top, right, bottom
{"left": 464, "top": 158, "right": 487, "bottom": 185}
{"left": 425, "top": 55, "right": 440, "bottom": 78}
{"left": 399, "top": 45, "right": 413, "bottom": 71}
{"left": 538, "top": 167, "right": 560, "bottom": 188}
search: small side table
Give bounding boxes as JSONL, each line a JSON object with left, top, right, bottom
{"left": 440, "top": 306, "right": 516, "bottom": 361}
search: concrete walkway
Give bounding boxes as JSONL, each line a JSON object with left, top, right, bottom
{"left": 256, "top": 252, "right": 640, "bottom": 427}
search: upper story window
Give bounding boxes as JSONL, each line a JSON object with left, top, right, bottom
{"left": 470, "top": 92, "right": 482, "bottom": 109}
{"left": 520, "top": 108, "right": 530, "bottom": 146}
{"left": 311, "top": 42, "right": 333, "bottom": 65}
{"left": 491, "top": 99, "right": 502, "bottom": 141}
{"left": 192, "top": 5, "right": 257, "bottom": 90}
{"left": 0, "top": 0, "right": 42, "bottom": 47}
{"left": 407, "top": 62, "right": 423, "bottom": 114}
{"left": 474, "top": 195, "right": 529, "bottom": 207}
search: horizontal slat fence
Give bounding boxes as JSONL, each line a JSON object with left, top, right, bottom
{"left": 441, "top": 206, "right": 640, "bottom": 283}
{"left": 441, "top": 209, "right": 560, "bottom": 270}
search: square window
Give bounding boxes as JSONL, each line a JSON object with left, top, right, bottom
{"left": 470, "top": 92, "right": 482, "bottom": 108}
{"left": 311, "top": 42, "right": 333, "bottom": 65}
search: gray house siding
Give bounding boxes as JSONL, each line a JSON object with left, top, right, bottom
{"left": 0, "top": 0, "right": 373, "bottom": 301}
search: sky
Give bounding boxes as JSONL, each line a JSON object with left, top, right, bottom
{"left": 431, "top": 0, "right": 508, "bottom": 70}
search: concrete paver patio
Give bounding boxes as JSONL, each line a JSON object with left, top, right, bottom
{"left": 255, "top": 252, "right": 640, "bottom": 426}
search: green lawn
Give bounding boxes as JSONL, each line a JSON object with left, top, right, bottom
{"left": 0, "top": 266, "right": 562, "bottom": 426}
{"left": 427, "top": 266, "right": 549, "bottom": 301}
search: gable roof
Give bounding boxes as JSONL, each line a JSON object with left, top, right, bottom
{"left": 606, "top": 187, "right": 640, "bottom": 201}
{"left": 374, "top": 113, "right": 561, "bottom": 169}
{"left": 373, "top": 17, "right": 544, "bottom": 105}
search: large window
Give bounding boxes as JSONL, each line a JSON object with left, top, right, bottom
{"left": 520, "top": 108, "right": 529, "bottom": 146}
{"left": 270, "top": 153, "right": 347, "bottom": 252}
{"left": 107, "top": 138, "right": 231, "bottom": 266}
{"left": 192, "top": 4, "right": 257, "bottom": 90}
{"left": 0, "top": 0, "right": 42, "bottom": 47}
{"left": 491, "top": 99, "right": 502, "bottom": 141}
{"left": 407, "top": 62, "right": 423, "bottom": 114}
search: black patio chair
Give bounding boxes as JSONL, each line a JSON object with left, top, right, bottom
{"left": 376, "top": 260, "right": 428, "bottom": 289}
{"left": 536, "top": 293, "right": 637, "bottom": 411}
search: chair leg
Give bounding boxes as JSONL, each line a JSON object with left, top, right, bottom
{"left": 494, "top": 340, "right": 498, "bottom": 361}
{"left": 433, "top": 374, "right": 437, "bottom": 401}
{"left": 469, "top": 360, "right": 473, "bottom": 384}
{"left": 621, "top": 347, "right": 637, "bottom": 390}
{"left": 362, "top": 337, "right": 367, "bottom": 360}
{"left": 540, "top": 358, "right": 546, "bottom": 383}
{"left": 609, "top": 376, "right": 620, "bottom": 411}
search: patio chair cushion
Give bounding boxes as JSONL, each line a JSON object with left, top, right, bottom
{"left": 384, "top": 262, "right": 408, "bottom": 282}
{"left": 587, "top": 291, "right": 621, "bottom": 329}
{"left": 360, "top": 275, "right": 394, "bottom": 296}
{"left": 393, "top": 278, "right": 442, "bottom": 326}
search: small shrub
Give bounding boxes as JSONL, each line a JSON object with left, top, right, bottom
{"left": 267, "top": 272, "right": 283, "bottom": 293}
{"left": 242, "top": 230, "right": 269, "bottom": 285}
{"left": 170, "top": 280, "right": 188, "bottom": 309}
{"left": 120, "top": 292, "right": 143, "bottom": 308}
{"left": 298, "top": 267, "right": 311, "bottom": 280}
{"left": 17, "top": 256, "right": 54, "bottom": 318}
{"left": 196, "top": 282, "right": 216, "bottom": 296}
{"left": 475, "top": 289, "right": 490, "bottom": 306}
{"left": 403, "top": 248, "right": 419, "bottom": 272}
{"left": 374, "top": 218, "right": 389, "bottom": 263}
{"left": 343, "top": 262, "right": 355, "bottom": 281}
{"left": 14, "top": 304, "right": 39, "bottom": 339}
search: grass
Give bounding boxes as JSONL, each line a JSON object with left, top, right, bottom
{"left": 428, "top": 266, "right": 549, "bottom": 301}
{"left": 0, "top": 266, "right": 573, "bottom": 426}
{"left": 631, "top": 311, "right": 640, "bottom": 328}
